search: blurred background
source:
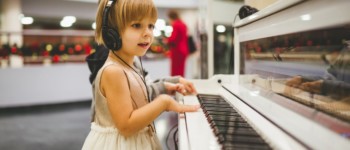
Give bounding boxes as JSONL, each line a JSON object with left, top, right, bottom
{"left": 0, "top": 0, "right": 277, "bottom": 149}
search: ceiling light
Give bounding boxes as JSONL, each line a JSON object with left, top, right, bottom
{"left": 60, "top": 20, "right": 73, "bottom": 27}
{"left": 92, "top": 22, "right": 96, "bottom": 30}
{"left": 216, "top": 25, "right": 226, "bottom": 33}
{"left": 155, "top": 19, "right": 166, "bottom": 31}
{"left": 21, "top": 17, "right": 34, "bottom": 25}
{"left": 300, "top": 14, "right": 311, "bottom": 21}
{"left": 153, "top": 29, "right": 161, "bottom": 37}
{"left": 164, "top": 26, "right": 173, "bottom": 37}
{"left": 63, "top": 16, "right": 76, "bottom": 23}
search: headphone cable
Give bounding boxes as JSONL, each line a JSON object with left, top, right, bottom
{"left": 166, "top": 123, "right": 178, "bottom": 150}
{"left": 111, "top": 50, "right": 150, "bottom": 102}
{"left": 112, "top": 50, "right": 158, "bottom": 134}
{"left": 138, "top": 56, "right": 151, "bottom": 102}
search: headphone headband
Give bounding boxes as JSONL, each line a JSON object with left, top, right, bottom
{"left": 102, "top": 0, "right": 115, "bottom": 28}
{"left": 106, "top": 0, "right": 114, "bottom": 6}
{"left": 101, "top": 0, "right": 122, "bottom": 50}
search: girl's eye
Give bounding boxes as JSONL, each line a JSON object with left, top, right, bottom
{"left": 149, "top": 24, "right": 155, "bottom": 30}
{"left": 132, "top": 24, "right": 141, "bottom": 28}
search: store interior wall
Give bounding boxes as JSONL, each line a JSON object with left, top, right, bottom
{"left": 245, "top": 0, "right": 278, "bottom": 10}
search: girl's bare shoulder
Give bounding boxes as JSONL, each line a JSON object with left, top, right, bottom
{"left": 101, "top": 64, "right": 127, "bottom": 83}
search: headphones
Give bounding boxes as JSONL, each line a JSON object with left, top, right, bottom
{"left": 238, "top": 5, "right": 258, "bottom": 19}
{"left": 102, "top": 0, "right": 122, "bottom": 50}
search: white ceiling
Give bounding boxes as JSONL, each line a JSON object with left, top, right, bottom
{"left": 21, "top": 0, "right": 199, "bottom": 21}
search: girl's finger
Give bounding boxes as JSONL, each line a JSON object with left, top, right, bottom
{"left": 179, "top": 104, "right": 200, "bottom": 113}
{"left": 176, "top": 84, "right": 186, "bottom": 94}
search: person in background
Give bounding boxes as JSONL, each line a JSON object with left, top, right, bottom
{"left": 82, "top": 0, "right": 199, "bottom": 149}
{"left": 163, "top": 10, "right": 189, "bottom": 77}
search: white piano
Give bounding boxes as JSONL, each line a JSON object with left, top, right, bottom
{"left": 178, "top": 1, "right": 350, "bottom": 149}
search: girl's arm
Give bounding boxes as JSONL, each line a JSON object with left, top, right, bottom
{"left": 101, "top": 65, "right": 198, "bottom": 137}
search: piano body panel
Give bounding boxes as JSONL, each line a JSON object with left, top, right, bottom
{"left": 223, "top": 79, "right": 350, "bottom": 149}
{"left": 179, "top": 75, "right": 350, "bottom": 149}
{"left": 178, "top": 112, "right": 189, "bottom": 150}
{"left": 219, "top": 85, "right": 306, "bottom": 150}
{"left": 179, "top": 75, "right": 306, "bottom": 150}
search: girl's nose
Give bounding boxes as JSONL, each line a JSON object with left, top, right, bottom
{"left": 143, "top": 28, "right": 152, "bottom": 37}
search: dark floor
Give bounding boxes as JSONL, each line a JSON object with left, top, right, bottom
{"left": 0, "top": 101, "right": 178, "bottom": 150}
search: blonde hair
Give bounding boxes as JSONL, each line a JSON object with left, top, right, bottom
{"left": 95, "top": 0, "right": 158, "bottom": 45}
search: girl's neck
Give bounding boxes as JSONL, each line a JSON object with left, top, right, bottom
{"left": 108, "top": 50, "right": 134, "bottom": 66}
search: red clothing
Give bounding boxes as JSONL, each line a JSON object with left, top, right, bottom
{"left": 168, "top": 19, "right": 188, "bottom": 77}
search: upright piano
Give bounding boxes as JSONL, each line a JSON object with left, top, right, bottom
{"left": 178, "top": 1, "right": 350, "bottom": 149}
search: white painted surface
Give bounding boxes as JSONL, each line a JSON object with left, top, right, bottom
{"left": 236, "top": 0, "right": 350, "bottom": 42}
{"left": 0, "top": 63, "right": 91, "bottom": 107}
{"left": 0, "top": 57, "right": 199, "bottom": 107}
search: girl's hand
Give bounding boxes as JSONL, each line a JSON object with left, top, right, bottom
{"left": 285, "top": 76, "right": 302, "bottom": 87}
{"left": 179, "top": 77, "right": 198, "bottom": 95}
{"left": 164, "top": 82, "right": 186, "bottom": 95}
{"left": 299, "top": 80, "right": 323, "bottom": 94}
{"left": 158, "top": 94, "right": 200, "bottom": 113}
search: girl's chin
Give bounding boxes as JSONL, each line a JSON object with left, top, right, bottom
{"left": 135, "top": 50, "right": 148, "bottom": 56}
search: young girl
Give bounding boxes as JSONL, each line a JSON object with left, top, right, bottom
{"left": 82, "top": 0, "right": 199, "bottom": 149}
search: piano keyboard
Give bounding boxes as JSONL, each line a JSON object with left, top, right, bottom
{"left": 197, "top": 94, "right": 272, "bottom": 150}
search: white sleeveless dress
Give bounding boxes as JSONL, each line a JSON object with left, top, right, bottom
{"left": 82, "top": 59, "right": 162, "bottom": 150}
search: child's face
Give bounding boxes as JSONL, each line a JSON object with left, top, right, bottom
{"left": 120, "top": 17, "right": 155, "bottom": 56}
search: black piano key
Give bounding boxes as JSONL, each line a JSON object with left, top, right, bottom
{"left": 212, "top": 116, "right": 247, "bottom": 123}
{"left": 200, "top": 102, "right": 232, "bottom": 108}
{"left": 223, "top": 143, "right": 271, "bottom": 150}
{"left": 217, "top": 128, "right": 259, "bottom": 137}
{"left": 214, "top": 126, "right": 257, "bottom": 136}
{"left": 197, "top": 94, "right": 272, "bottom": 150}
{"left": 222, "top": 135, "right": 267, "bottom": 145}
{"left": 201, "top": 103, "right": 232, "bottom": 108}
{"left": 208, "top": 113, "right": 246, "bottom": 122}
{"left": 207, "top": 115, "right": 246, "bottom": 127}
{"left": 204, "top": 108, "right": 238, "bottom": 113}
{"left": 213, "top": 126, "right": 255, "bottom": 136}
{"left": 198, "top": 99, "right": 228, "bottom": 104}
{"left": 206, "top": 111, "right": 241, "bottom": 117}
{"left": 197, "top": 94, "right": 222, "bottom": 99}
{"left": 208, "top": 114, "right": 243, "bottom": 119}
{"left": 200, "top": 97, "right": 226, "bottom": 100}
{"left": 210, "top": 121, "right": 251, "bottom": 128}
{"left": 221, "top": 134, "right": 266, "bottom": 142}
{"left": 200, "top": 98, "right": 227, "bottom": 102}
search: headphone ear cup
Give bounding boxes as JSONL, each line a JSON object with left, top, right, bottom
{"left": 102, "top": 27, "right": 122, "bottom": 50}
{"left": 238, "top": 5, "right": 258, "bottom": 19}
{"left": 238, "top": 5, "right": 250, "bottom": 19}
{"left": 248, "top": 6, "right": 258, "bottom": 14}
